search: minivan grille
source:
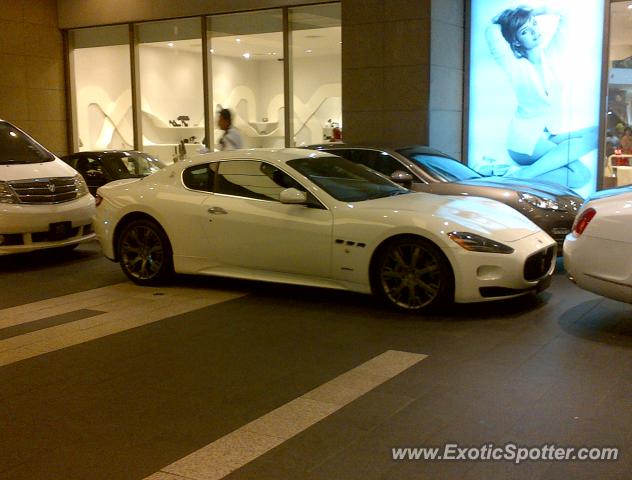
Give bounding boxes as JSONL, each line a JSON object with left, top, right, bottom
{"left": 8, "top": 177, "right": 78, "bottom": 204}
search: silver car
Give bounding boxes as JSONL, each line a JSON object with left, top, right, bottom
{"left": 310, "top": 145, "right": 583, "bottom": 251}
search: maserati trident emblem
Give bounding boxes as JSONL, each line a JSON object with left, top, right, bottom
{"left": 48, "top": 182, "right": 55, "bottom": 193}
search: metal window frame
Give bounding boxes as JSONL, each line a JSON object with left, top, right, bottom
{"left": 64, "top": 2, "right": 341, "bottom": 155}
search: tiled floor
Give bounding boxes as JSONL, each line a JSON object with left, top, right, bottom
{"left": 0, "top": 243, "right": 631, "bottom": 479}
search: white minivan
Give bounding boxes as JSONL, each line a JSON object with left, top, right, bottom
{"left": 0, "top": 120, "right": 95, "bottom": 254}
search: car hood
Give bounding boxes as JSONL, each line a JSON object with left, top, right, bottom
{"left": 454, "top": 176, "right": 581, "bottom": 199}
{"left": 0, "top": 159, "right": 77, "bottom": 181}
{"left": 355, "top": 193, "right": 542, "bottom": 243}
{"left": 454, "top": 177, "right": 583, "bottom": 200}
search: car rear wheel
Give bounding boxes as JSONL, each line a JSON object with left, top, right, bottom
{"left": 118, "top": 219, "right": 173, "bottom": 285}
{"left": 372, "top": 236, "right": 453, "bottom": 312}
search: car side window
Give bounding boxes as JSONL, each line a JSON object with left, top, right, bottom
{"left": 328, "top": 149, "right": 357, "bottom": 164}
{"left": 183, "top": 162, "right": 217, "bottom": 192}
{"left": 215, "top": 160, "right": 298, "bottom": 202}
{"left": 328, "top": 149, "right": 415, "bottom": 180}
{"left": 76, "top": 156, "right": 104, "bottom": 175}
{"left": 356, "top": 150, "right": 412, "bottom": 178}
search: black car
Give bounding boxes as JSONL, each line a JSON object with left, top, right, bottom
{"left": 62, "top": 150, "right": 166, "bottom": 195}
{"left": 309, "top": 144, "right": 584, "bottom": 251}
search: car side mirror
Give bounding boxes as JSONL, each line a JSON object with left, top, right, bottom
{"left": 391, "top": 170, "right": 413, "bottom": 187}
{"left": 279, "top": 187, "right": 307, "bottom": 204}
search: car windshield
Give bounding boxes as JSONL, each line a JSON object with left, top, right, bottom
{"left": 287, "top": 155, "right": 410, "bottom": 202}
{"left": 0, "top": 122, "right": 54, "bottom": 165}
{"left": 103, "top": 152, "right": 165, "bottom": 178}
{"left": 398, "top": 151, "right": 482, "bottom": 182}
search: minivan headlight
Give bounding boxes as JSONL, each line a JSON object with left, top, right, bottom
{"left": 74, "top": 175, "right": 89, "bottom": 197}
{"left": 518, "top": 192, "right": 561, "bottom": 210}
{"left": 448, "top": 232, "right": 514, "bottom": 254}
{"left": 0, "top": 181, "right": 17, "bottom": 204}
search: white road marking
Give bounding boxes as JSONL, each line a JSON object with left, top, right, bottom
{"left": 144, "top": 350, "right": 427, "bottom": 480}
{"left": 0, "top": 283, "right": 246, "bottom": 367}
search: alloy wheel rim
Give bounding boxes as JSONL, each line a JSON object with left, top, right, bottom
{"left": 120, "top": 225, "right": 164, "bottom": 280}
{"left": 380, "top": 243, "right": 441, "bottom": 309}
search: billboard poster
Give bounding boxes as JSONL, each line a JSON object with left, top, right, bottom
{"left": 467, "top": 0, "right": 605, "bottom": 198}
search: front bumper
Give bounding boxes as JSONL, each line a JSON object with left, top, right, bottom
{"left": 0, "top": 195, "right": 96, "bottom": 255}
{"left": 451, "top": 230, "right": 557, "bottom": 303}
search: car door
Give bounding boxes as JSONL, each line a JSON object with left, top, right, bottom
{"left": 203, "top": 159, "right": 334, "bottom": 278}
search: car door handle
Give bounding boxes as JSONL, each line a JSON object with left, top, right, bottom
{"left": 207, "top": 206, "right": 227, "bottom": 215}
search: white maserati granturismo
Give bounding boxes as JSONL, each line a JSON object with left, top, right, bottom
{"left": 564, "top": 186, "right": 632, "bottom": 304}
{"left": 94, "top": 149, "right": 557, "bottom": 312}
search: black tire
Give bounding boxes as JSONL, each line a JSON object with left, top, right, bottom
{"left": 371, "top": 236, "right": 453, "bottom": 312}
{"left": 117, "top": 218, "right": 173, "bottom": 285}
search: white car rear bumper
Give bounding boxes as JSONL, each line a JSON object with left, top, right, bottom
{"left": 564, "top": 233, "right": 632, "bottom": 304}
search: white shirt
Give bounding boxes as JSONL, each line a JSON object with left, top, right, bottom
{"left": 219, "top": 125, "right": 244, "bottom": 150}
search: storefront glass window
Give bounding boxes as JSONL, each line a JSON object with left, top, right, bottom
{"left": 137, "top": 18, "right": 204, "bottom": 162}
{"left": 69, "top": 25, "right": 132, "bottom": 152}
{"left": 289, "top": 4, "right": 341, "bottom": 147}
{"left": 207, "top": 10, "right": 284, "bottom": 149}
{"left": 604, "top": 2, "right": 632, "bottom": 188}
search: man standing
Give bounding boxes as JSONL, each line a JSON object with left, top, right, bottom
{"left": 217, "top": 108, "right": 244, "bottom": 150}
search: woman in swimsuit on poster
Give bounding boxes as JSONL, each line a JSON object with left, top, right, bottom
{"left": 486, "top": 4, "right": 597, "bottom": 188}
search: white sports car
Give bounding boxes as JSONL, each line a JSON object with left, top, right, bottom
{"left": 564, "top": 186, "right": 632, "bottom": 303}
{"left": 94, "top": 149, "right": 556, "bottom": 312}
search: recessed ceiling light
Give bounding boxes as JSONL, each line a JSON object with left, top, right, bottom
{"left": 628, "top": 4, "right": 632, "bottom": 9}
{"left": 242, "top": 52, "right": 251, "bottom": 59}
{"left": 167, "top": 42, "right": 174, "bottom": 47}
{"left": 305, "top": 49, "right": 313, "bottom": 54}
{"left": 236, "top": 38, "right": 241, "bottom": 43}
{"left": 210, "top": 48, "right": 215, "bottom": 54}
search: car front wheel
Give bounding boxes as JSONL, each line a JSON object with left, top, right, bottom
{"left": 117, "top": 218, "right": 173, "bottom": 285}
{"left": 372, "top": 236, "right": 453, "bottom": 312}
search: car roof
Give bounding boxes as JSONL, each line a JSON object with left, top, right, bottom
{"left": 306, "top": 143, "right": 456, "bottom": 159}
{"left": 183, "top": 148, "right": 337, "bottom": 168}
{"left": 62, "top": 150, "right": 142, "bottom": 157}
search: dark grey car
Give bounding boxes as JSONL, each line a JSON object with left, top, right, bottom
{"left": 309, "top": 145, "right": 584, "bottom": 251}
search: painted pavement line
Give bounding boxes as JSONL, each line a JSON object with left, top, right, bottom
{"left": 0, "top": 308, "right": 105, "bottom": 341}
{"left": 0, "top": 283, "right": 246, "bottom": 367}
{"left": 144, "top": 350, "right": 427, "bottom": 480}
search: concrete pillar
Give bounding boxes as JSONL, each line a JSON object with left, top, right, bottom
{"left": 0, "top": 0, "right": 67, "bottom": 156}
{"left": 341, "top": 0, "right": 431, "bottom": 146}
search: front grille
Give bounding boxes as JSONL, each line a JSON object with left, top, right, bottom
{"left": 8, "top": 177, "right": 78, "bottom": 204}
{"left": 524, "top": 246, "right": 556, "bottom": 281}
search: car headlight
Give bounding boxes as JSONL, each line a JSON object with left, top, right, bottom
{"left": 73, "top": 175, "right": 89, "bottom": 197}
{"left": 447, "top": 232, "right": 514, "bottom": 254}
{"left": 0, "top": 181, "right": 18, "bottom": 204}
{"left": 518, "top": 192, "right": 561, "bottom": 210}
